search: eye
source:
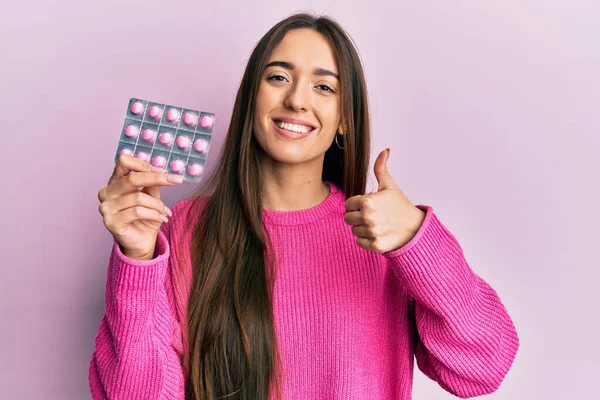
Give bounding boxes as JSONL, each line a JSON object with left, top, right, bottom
{"left": 267, "top": 74, "right": 288, "bottom": 82}
{"left": 316, "top": 84, "right": 335, "bottom": 94}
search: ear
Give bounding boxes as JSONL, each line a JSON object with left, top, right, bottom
{"left": 338, "top": 118, "right": 347, "bottom": 135}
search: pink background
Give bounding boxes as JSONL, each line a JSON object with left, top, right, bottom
{"left": 1, "top": 0, "right": 598, "bottom": 398}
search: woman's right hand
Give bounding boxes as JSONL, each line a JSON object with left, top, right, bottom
{"left": 97, "top": 154, "right": 184, "bottom": 260}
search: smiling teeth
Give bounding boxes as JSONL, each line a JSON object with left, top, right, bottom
{"left": 276, "top": 121, "right": 311, "bottom": 133}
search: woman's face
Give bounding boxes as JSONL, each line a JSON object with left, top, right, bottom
{"left": 253, "top": 28, "right": 341, "bottom": 165}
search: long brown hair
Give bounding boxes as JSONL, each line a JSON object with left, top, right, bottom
{"left": 180, "top": 12, "right": 371, "bottom": 399}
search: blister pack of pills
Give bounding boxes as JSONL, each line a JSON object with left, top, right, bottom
{"left": 114, "top": 98, "right": 215, "bottom": 183}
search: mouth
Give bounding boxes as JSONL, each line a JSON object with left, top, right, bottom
{"left": 272, "top": 118, "right": 316, "bottom": 134}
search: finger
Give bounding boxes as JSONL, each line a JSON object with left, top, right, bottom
{"left": 109, "top": 154, "right": 161, "bottom": 185}
{"left": 344, "top": 195, "right": 364, "bottom": 212}
{"left": 355, "top": 237, "right": 374, "bottom": 252}
{"left": 343, "top": 211, "right": 364, "bottom": 225}
{"left": 142, "top": 184, "right": 161, "bottom": 201}
{"left": 99, "top": 192, "right": 167, "bottom": 220}
{"left": 109, "top": 191, "right": 169, "bottom": 217}
{"left": 108, "top": 171, "right": 182, "bottom": 199}
{"left": 374, "top": 148, "right": 400, "bottom": 192}
{"left": 351, "top": 225, "right": 372, "bottom": 238}
{"left": 106, "top": 206, "right": 166, "bottom": 232}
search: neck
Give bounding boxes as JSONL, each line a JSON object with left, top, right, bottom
{"left": 260, "top": 156, "right": 330, "bottom": 211}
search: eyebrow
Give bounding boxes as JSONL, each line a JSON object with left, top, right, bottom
{"left": 264, "top": 61, "right": 339, "bottom": 80}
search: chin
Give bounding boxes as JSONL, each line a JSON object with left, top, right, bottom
{"left": 263, "top": 144, "right": 312, "bottom": 164}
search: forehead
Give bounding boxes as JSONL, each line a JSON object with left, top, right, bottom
{"left": 267, "top": 28, "right": 338, "bottom": 72}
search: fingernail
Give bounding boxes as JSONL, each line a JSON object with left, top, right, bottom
{"left": 167, "top": 174, "right": 184, "bottom": 183}
{"left": 164, "top": 206, "right": 173, "bottom": 217}
{"left": 152, "top": 166, "right": 166, "bottom": 173}
{"left": 160, "top": 214, "right": 169, "bottom": 223}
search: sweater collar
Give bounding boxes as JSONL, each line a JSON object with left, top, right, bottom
{"left": 262, "top": 181, "right": 344, "bottom": 226}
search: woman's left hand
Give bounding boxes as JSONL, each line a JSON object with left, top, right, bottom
{"left": 344, "top": 148, "right": 426, "bottom": 253}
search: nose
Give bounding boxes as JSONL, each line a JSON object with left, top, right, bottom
{"left": 283, "top": 81, "right": 310, "bottom": 112}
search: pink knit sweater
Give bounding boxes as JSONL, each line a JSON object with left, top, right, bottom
{"left": 89, "top": 181, "right": 519, "bottom": 399}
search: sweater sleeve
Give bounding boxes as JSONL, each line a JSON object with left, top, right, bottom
{"left": 384, "top": 205, "right": 519, "bottom": 398}
{"left": 88, "top": 220, "right": 186, "bottom": 399}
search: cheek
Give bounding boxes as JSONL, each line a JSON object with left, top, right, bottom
{"left": 253, "top": 89, "right": 268, "bottom": 133}
{"left": 254, "top": 86, "right": 267, "bottom": 118}
{"left": 316, "top": 99, "right": 341, "bottom": 130}
{"left": 256, "top": 82, "right": 283, "bottom": 109}
{"left": 254, "top": 86, "right": 279, "bottom": 128}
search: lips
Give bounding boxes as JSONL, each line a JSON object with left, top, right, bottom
{"left": 271, "top": 119, "right": 315, "bottom": 140}
{"left": 273, "top": 117, "right": 317, "bottom": 131}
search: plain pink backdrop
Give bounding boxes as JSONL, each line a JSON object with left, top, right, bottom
{"left": 1, "top": 0, "right": 598, "bottom": 398}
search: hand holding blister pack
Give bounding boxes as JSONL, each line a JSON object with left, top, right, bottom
{"left": 114, "top": 98, "right": 215, "bottom": 183}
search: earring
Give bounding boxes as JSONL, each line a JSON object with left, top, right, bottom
{"left": 335, "top": 132, "right": 344, "bottom": 150}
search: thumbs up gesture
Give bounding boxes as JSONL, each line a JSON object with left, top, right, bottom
{"left": 344, "top": 148, "right": 426, "bottom": 253}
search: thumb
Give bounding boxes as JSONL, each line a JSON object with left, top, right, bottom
{"left": 374, "top": 148, "right": 398, "bottom": 191}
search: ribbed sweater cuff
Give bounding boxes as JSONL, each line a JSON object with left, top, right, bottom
{"left": 383, "top": 205, "right": 477, "bottom": 299}
{"left": 109, "top": 230, "right": 170, "bottom": 291}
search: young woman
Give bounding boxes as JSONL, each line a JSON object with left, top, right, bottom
{"left": 92, "top": 13, "right": 519, "bottom": 400}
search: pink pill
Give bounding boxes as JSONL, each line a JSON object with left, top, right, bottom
{"left": 187, "top": 163, "right": 204, "bottom": 177}
{"left": 183, "top": 112, "right": 198, "bottom": 126}
{"left": 193, "top": 138, "right": 209, "bottom": 154}
{"left": 166, "top": 108, "right": 180, "bottom": 122}
{"left": 158, "top": 132, "right": 173, "bottom": 146}
{"left": 148, "top": 105, "right": 163, "bottom": 120}
{"left": 124, "top": 124, "right": 139, "bottom": 138}
{"left": 176, "top": 135, "right": 191, "bottom": 149}
{"left": 130, "top": 101, "right": 144, "bottom": 114}
{"left": 141, "top": 128, "right": 157, "bottom": 142}
{"left": 151, "top": 155, "right": 167, "bottom": 168}
{"left": 200, "top": 115, "right": 214, "bottom": 129}
{"left": 119, "top": 148, "right": 134, "bottom": 156}
{"left": 135, "top": 152, "right": 150, "bottom": 162}
{"left": 170, "top": 159, "right": 185, "bottom": 173}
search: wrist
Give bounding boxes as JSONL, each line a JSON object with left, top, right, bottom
{"left": 411, "top": 206, "right": 426, "bottom": 232}
{"left": 120, "top": 244, "right": 156, "bottom": 261}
